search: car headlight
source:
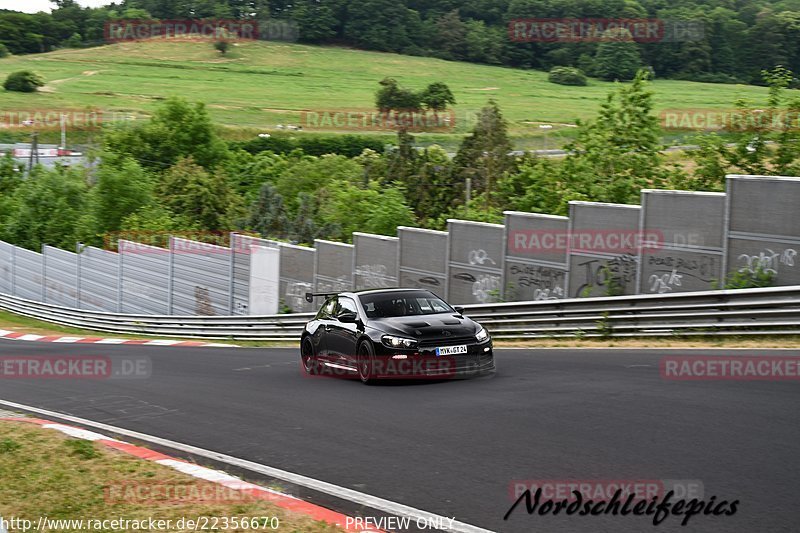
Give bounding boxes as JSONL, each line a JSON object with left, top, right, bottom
{"left": 381, "top": 335, "right": 418, "bottom": 349}
{"left": 475, "top": 325, "right": 489, "bottom": 342}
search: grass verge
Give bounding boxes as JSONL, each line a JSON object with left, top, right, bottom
{"left": 0, "top": 420, "right": 342, "bottom": 532}
{"left": 0, "top": 310, "right": 285, "bottom": 348}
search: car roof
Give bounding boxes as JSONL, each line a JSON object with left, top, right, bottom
{"left": 350, "top": 288, "right": 434, "bottom": 296}
{"left": 317, "top": 288, "right": 437, "bottom": 303}
{"left": 328, "top": 288, "right": 438, "bottom": 300}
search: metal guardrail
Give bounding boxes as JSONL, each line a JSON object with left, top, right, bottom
{"left": 1, "top": 287, "right": 800, "bottom": 341}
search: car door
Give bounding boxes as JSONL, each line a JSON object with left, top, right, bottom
{"left": 313, "top": 297, "right": 338, "bottom": 366}
{"left": 328, "top": 296, "right": 361, "bottom": 369}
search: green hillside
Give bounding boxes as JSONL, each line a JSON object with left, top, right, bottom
{"left": 0, "top": 39, "right": 783, "bottom": 145}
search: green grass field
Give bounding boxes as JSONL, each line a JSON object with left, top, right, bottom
{"left": 0, "top": 39, "right": 788, "bottom": 148}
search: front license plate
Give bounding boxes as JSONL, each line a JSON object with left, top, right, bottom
{"left": 436, "top": 345, "right": 468, "bottom": 356}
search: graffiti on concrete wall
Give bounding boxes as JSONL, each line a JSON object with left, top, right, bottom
{"left": 506, "top": 263, "right": 566, "bottom": 301}
{"left": 737, "top": 248, "right": 796, "bottom": 275}
{"left": 573, "top": 254, "right": 637, "bottom": 297}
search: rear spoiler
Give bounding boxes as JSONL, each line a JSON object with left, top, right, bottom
{"left": 305, "top": 292, "right": 339, "bottom": 303}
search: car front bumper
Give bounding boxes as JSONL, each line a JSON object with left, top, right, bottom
{"left": 372, "top": 339, "right": 495, "bottom": 379}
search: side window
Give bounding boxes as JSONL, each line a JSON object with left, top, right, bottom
{"left": 317, "top": 297, "right": 337, "bottom": 319}
{"left": 337, "top": 297, "right": 358, "bottom": 317}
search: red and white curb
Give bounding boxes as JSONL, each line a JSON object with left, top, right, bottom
{"left": 0, "top": 416, "right": 382, "bottom": 532}
{"left": 0, "top": 329, "right": 237, "bottom": 348}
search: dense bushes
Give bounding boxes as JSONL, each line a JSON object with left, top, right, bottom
{"left": 548, "top": 67, "right": 588, "bottom": 86}
{"left": 235, "top": 134, "right": 386, "bottom": 158}
{"left": 3, "top": 70, "right": 44, "bottom": 92}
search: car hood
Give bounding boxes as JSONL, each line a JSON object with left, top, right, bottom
{"left": 367, "top": 313, "right": 479, "bottom": 341}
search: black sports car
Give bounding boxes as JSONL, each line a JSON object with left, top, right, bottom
{"left": 300, "top": 288, "right": 495, "bottom": 384}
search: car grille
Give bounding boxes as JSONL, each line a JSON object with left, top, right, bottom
{"left": 418, "top": 336, "right": 476, "bottom": 348}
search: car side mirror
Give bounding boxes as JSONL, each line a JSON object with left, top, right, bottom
{"left": 338, "top": 311, "right": 358, "bottom": 323}
{"left": 454, "top": 306, "right": 465, "bottom": 315}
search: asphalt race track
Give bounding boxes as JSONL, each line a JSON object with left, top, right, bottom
{"left": 1, "top": 339, "right": 798, "bottom": 532}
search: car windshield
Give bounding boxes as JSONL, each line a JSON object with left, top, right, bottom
{"left": 359, "top": 291, "right": 454, "bottom": 318}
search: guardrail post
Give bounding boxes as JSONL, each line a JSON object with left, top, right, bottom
{"left": 229, "top": 232, "right": 236, "bottom": 315}
{"left": 41, "top": 243, "right": 47, "bottom": 303}
{"left": 167, "top": 235, "right": 174, "bottom": 315}
{"left": 76, "top": 242, "right": 83, "bottom": 309}
{"left": 10, "top": 244, "right": 15, "bottom": 296}
{"left": 117, "top": 243, "right": 123, "bottom": 313}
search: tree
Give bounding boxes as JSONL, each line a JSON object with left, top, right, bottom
{"left": 291, "top": 0, "right": 339, "bottom": 43}
{"left": 85, "top": 154, "right": 155, "bottom": 240}
{"left": 0, "top": 153, "right": 23, "bottom": 238}
{"left": 104, "top": 97, "right": 229, "bottom": 171}
{"left": 61, "top": 32, "right": 82, "bottom": 48}
{"left": 396, "top": 145, "right": 456, "bottom": 224}
{"left": 2, "top": 165, "right": 88, "bottom": 250}
{"left": 498, "top": 70, "right": 682, "bottom": 216}
{"left": 432, "top": 9, "right": 467, "bottom": 60}
{"left": 318, "top": 180, "right": 416, "bottom": 240}
{"left": 559, "top": 70, "right": 677, "bottom": 204}
{"left": 118, "top": 205, "right": 196, "bottom": 248}
{"left": 224, "top": 149, "right": 291, "bottom": 200}
{"left": 594, "top": 28, "right": 641, "bottom": 81}
{"left": 764, "top": 66, "right": 800, "bottom": 176}
{"left": 158, "top": 157, "right": 240, "bottom": 230}
{"left": 289, "top": 192, "right": 324, "bottom": 245}
{"left": 0, "top": 152, "right": 23, "bottom": 192}
{"left": 687, "top": 66, "right": 800, "bottom": 183}
{"left": 377, "top": 79, "right": 454, "bottom": 190}
{"left": 3, "top": 70, "right": 44, "bottom": 92}
{"left": 453, "top": 100, "right": 514, "bottom": 210}
{"left": 343, "top": 0, "right": 417, "bottom": 52}
{"left": 272, "top": 154, "right": 362, "bottom": 214}
{"left": 248, "top": 183, "right": 290, "bottom": 239}
{"left": 375, "top": 77, "right": 423, "bottom": 130}
{"left": 0, "top": 43, "right": 10, "bottom": 57}
{"left": 421, "top": 82, "right": 456, "bottom": 117}
{"left": 500, "top": 156, "right": 586, "bottom": 217}
{"left": 674, "top": 133, "right": 728, "bottom": 192}
{"left": 463, "top": 20, "right": 502, "bottom": 64}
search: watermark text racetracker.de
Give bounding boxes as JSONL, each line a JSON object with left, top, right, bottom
{"left": 661, "top": 108, "right": 800, "bottom": 132}
{"left": 661, "top": 356, "right": 800, "bottom": 381}
{"left": 303, "top": 355, "right": 461, "bottom": 380}
{"left": 299, "top": 108, "right": 456, "bottom": 132}
{"left": 104, "top": 481, "right": 287, "bottom": 505}
{"left": 508, "top": 18, "right": 704, "bottom": 43}
{"left": 104, "top": 230, "right": 260, "bottom": 254}
{"left": 0, "top": 356, "right": 151, "bottom": 380}
{"left": 509, "top": 229, "right": 666, "bottom": 255}
{"left": 0, "top": 109, "right": 133, "bottom": 130}
{"left": 505, "top": 479, "right": 738, "bottom": 526}
{"left": 104, "top": 18, "right": 298, "bottom": 43}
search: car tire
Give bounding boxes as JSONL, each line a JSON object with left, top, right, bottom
{"left": 357, "top": 340, "right": 376, "bottom": 385}
{"left": 301, "top": 337, "right": 319, "bottom": 375}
